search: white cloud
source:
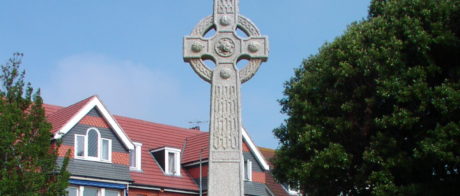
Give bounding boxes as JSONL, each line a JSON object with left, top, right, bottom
{"left": 42, "top": 54, "right": 180, "bottom": 120}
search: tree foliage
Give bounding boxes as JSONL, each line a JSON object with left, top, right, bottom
{"left": 0, "top": 53, "right": 69, "bottom": 195}
{"left": 272, "top": 0, "right": 460, "bottom": 195}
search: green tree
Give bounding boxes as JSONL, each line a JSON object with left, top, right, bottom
{"left": 0, "top": 53, "right": 69, "bottom": 195}
{"left": 272, "top": 0, "right": 460, "bottom": 195}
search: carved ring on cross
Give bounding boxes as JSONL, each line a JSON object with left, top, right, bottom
{"left": 187, "top": 15, "right": 264, "bottom": 84}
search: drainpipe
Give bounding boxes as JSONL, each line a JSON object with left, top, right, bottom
{"left": 199, "top": 148, "right": 203, "bottom": 196}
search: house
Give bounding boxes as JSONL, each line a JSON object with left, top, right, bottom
{"left": 44, "top": 95, "right": 292, "bottom": 196}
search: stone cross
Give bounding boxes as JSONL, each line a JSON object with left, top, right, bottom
{"left": 184, "top": 0, "right": 268, "bottom": 195}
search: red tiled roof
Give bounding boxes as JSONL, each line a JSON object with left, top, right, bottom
{"left": 115, "top": 115, "right": 203, "bottom": 191}
{"left": 43, "top": 104, "right": 63, "bottom": 116}
{"left": 46, "top": 96, "right": 95, "bottom": 133}
{"left": 258, "top": 147, "right": 275, "bottom": 168}
{"left": 182, "top": 132, "right": 209, "bottom": 164}
{"left": 42, "top": 96, "right": 278, "bottom": 193}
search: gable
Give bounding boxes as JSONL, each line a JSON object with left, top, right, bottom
{"left": 242, "top": 128, "right": 270, "bottom": 171}
{"left": 52, "top": 96, "right": 134, "bottom": 150}
{"left": 60, "top": 112, "right": 128, "bottom": 153}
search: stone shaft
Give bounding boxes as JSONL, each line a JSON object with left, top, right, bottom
{"left": 183, "top": 0, "right": 268, "bottom": 195}
{"left": 208, "top": 62, "right": 243, "bottom": 196}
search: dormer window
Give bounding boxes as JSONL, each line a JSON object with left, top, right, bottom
{"left": 74, "top": 128, "right": 112, "bottom": 162}
{"left": 151, "top": 147, "right": 181, "bottom": 176}
{"left": 130, "top": 142, "right": 142, "bottom": 171}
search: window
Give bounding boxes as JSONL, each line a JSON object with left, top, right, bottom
{"left": 102, "top": 139, "right": 111, "bottom": 161}
{"left": 65, "top": 186, "right": 78, "bottom": 196}
{"left": 244, "top": 160, "right": 252, "bottom": 181}
{"left": 105, "top": 189, "right": 120, "bottom": 196}
{"left": 130, "top": 150, "right": 136, "bottom": 167}
{"left": 168, "top": 152, "right": 176, "bottom": 174}
{"left": 75, "top": 135, "right": 85, "bottom": 157}
{"left": 130, "top": 142, "right": 142, "bottom": 171}
{"left": 151, "top": 147, "right": 181, "bottom": 176}
{"left": 74, "top": 128, "right": 112, "bottom": 162}
{"left": 87, "top": 129, "right": 99, "bottom": 158}
{"left": 65, "top": 186, "right": 121, "bottom": 196}
{"left": 165, "top": 148, "right": 180, "bottom": 176}
{"left": 83, "top": 187, "right": 99, "bottom": 196}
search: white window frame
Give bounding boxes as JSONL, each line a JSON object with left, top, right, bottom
{"left": 164, "top": 147, "right": 181, "bottom": 176}
{"left": 74, "top": 127, "right": 112, "bottom": 163}
{"left": 129, "top": 142, "right": 142, "bottom": 171}
{"left": 74, "top": 134, "right": 86, "bottom": 158}
{"left": 101, "top": 138, "right": 112, "bottom": 162}
{"left": 244, "top": 160, "right": 252, "bottom": 181}
{"left": 68, "top": 185, "right": 121, "bottom": 196}
{"left": 85, "top": 128, "right": 101, "bottom": 161}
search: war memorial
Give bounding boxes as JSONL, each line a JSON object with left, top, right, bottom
{"left": 184, "top": 0, "right": 269, "bottom": 195}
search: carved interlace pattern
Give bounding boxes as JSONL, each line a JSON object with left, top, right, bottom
{"left": 191, "top": 16, "right": 214, "bottom": 37}
{"left": 216, "top": 0, "right": 234, "bottom": 14}
{"left": 190, "top": 59, "right": 212, "bottom": 82}
{"left": 237, "top": 16, "right": 260, "bottom": 36}
{"left": 212, "top": 85, "right": 239, "bottom": 150}
{"left": 239, "top": 59, "right": 262, "bottom": 84}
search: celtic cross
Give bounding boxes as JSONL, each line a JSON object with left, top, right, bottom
{"left": 183, "top": 0, "right": 268, "bottom": 195}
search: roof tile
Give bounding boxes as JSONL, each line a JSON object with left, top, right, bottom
{"left": 46, "top": 96, "right": 95, "bottom": 134}
{"left": 182, "top": 132, "right": 209, "bottom": 164}
{"left": 115, "top": 115, "right": 202, "bottom": 191}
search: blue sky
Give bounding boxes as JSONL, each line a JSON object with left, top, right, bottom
{"left": 0, "top": 0, "right": 370, "bottom": 148}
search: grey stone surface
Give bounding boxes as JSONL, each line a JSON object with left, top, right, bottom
{"left": 183, "top": 1, "right": 268, "bottom": 195}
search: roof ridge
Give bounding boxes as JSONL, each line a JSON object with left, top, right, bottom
{"left": 114, "top": 115, "right": 204, "bottom": 134}
{"left": 47, "top": 95, "right": 96, "bottom": 133}
{"left": 65, "top": 95, "right": 96, "bottom": 108}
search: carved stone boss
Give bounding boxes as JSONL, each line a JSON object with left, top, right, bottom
{"left": 183, "top": 0, "right": 268, "bottom": 195}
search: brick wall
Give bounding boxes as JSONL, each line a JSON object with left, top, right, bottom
{"left": 80, "top": 115, "right": 109, "bottom": 128}
{"left": 58, "top": 145, "right": 73, "bottom": 158}
{"left": 113, "top": 151, "right": 129, "bottom": 165}
{"left": 187, "top": 165, "right": 209, "bottom": 179}
{"left": 242, "top": 142, "right": 250, "bottom": 152}
{"left": 252, "top": 171, "right": 266, "bottom": 184}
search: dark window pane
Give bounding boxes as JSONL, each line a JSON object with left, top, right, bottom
{"left": 168, "top": 152, "right": 175, "bottom": 174}
{"left": 76, "top": 135, "right": 85, "bottom": 157}
{"left": 102, "top": 139, "right": 109, "bottom": 161}
{"left": 65, "top": 187, "right": 78, "bottom": 196}
{"left": 87, "top": 129, "right": 98, "bottom": 157}
{"left": 130, "top": 150, "right": 136, "bottom": 167}
{"left": 83, "top": 187, "right": 98, "bottom": 196}
{"left": 105, "top": 189, "right": 119, "bottom": 196}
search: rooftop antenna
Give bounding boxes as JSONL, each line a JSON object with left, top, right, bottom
{"left": 188, "top": 120, "right": 208, "bottom": 130}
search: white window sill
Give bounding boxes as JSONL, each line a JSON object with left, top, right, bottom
{"left": 129, "top": 167, "right": 143, "bottom": 172}
{"left": 165, "top": 173, "right": 182, "bottom": 177}
{"left": 74, "top": 156, "right": 112, "bottom": 164}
